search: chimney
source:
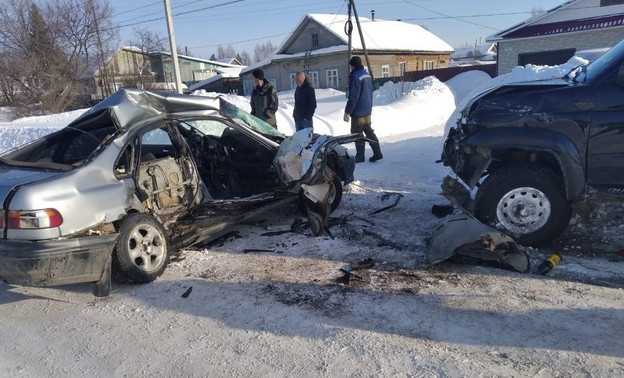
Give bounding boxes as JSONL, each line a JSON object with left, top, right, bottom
{"left": 371, "top": 9, "right": 375, "bottom": 21}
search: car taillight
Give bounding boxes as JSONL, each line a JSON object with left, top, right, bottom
{"left": 7, "top": 209, "right": 63, "bottom": 229}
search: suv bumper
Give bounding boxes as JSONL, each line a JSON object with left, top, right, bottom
{"left": 0, "top": 235, "right": 117, "bottom": 287}
{"left": 441, "top": 127, "right": 492, "bottom": 188}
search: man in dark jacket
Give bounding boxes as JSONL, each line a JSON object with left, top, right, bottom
{"left": 250, "top": 68, "right": 279, "bottom": 128}
{"left": 293, "top": 71, "right": 317, "bottom": 131}
{"left": 344, "top": 56, "right": 383, "bottom": 162}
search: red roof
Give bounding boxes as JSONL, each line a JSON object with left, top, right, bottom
{"left": 505, "top": 14, "right": 624, "bottom": 39}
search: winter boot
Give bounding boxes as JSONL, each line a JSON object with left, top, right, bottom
{"left": 355, "top": 143, "right": 365, "bottom": 163}
{"left": 369, "top": 142, "right": 383, "bottom": 162}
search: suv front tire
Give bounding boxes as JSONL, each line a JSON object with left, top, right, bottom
{"left": 474, "top": 165, "right": 572, "bottom": 246}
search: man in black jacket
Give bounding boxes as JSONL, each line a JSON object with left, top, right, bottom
{"left": 293, "top": 71, "right": 316, "bottom": 131}
{"left": 250, "top": 69, "right": 279, "bottom": 128}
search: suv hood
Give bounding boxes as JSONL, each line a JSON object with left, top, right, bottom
{"left": 460, "top": 78, "right": 569, "bottom": 118}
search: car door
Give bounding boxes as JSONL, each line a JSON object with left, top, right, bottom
{"left": 586, "top": 66, "right": 624, "bottom": 187}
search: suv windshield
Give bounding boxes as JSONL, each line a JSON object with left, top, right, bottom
{"left": 584, "top": 38, "right": 624, "bottom": 84}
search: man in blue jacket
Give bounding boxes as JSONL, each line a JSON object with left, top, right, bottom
{"left": 343, "top": 56, "right": 383, "bottom": 163}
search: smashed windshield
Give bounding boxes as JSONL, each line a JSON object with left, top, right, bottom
{"left": 219, "top": 97, "right": 284, "bottom": 139}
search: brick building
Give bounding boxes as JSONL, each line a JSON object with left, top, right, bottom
{"left": 488, "top": 0, "right": 624, "bottom": 75}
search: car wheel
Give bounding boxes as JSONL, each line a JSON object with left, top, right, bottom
{"left": 299, "top": 175, "right": 343, "bottom": 214}
{"left": 328, "top": 175, "right": 343, "bottom": 212}
{"left": 474, "top": 165, "right": 572, "bottom": 246}
{"left": 112, "top": 213, "right": 170, "bottom": 284}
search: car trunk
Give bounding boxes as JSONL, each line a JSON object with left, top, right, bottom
{"left": 0, "top": 167, "right": 63, "bottom": 216}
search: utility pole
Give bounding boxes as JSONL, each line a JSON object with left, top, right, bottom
{"left": 346, "top": 0, "right": 375, "bottom": 93}
{"left": 350, "top": 0, "right": 374, "bottom": 81}
{"left": 163, "top": 0, "right": 183, "bottom": 93}
{"left": 89, "top": 0, "right": 110, "bottom": 98}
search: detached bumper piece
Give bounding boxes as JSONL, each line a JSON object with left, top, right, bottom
{"left": 425, "top": 214, "right": 529, "bottom": 273}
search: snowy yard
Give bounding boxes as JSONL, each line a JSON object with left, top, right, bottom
{"left": 0, "top": 63, "right": 623, "bottom": 376}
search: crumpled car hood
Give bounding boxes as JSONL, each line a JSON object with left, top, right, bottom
{"left": 274, "top": 129, "right": 361, "bottom": 186}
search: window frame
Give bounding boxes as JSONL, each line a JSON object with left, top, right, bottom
{"left": 381, "top": 64, "right": 390, "bottom": 78}
{"left": 325, "top": 68, "right": 339, "bottom": 89}
{"left": 312, "top": 33, "right": 319, "bottom": 48}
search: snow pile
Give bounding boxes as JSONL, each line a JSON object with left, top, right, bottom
{"left": 0, "top": 108, "right": 86, "bottom": 154}
{"left": 373, "top": 76, "right": 448, "bottom": 106}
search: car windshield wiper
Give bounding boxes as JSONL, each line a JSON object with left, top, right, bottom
{"left": 565, "top": 64, "right": 587, "bottom": 84}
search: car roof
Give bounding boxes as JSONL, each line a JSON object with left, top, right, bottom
{"left": 69, "top": 89, "right": 221, "bottom": 130}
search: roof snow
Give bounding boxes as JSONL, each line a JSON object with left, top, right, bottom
{"left": 281, "top": 14, "right": 454, "bottom": 53}
{"left": 188, "top": 67, "right": 244, "bottom": 91}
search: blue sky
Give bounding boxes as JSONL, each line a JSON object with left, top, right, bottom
{"left": 108, "top": 0, "right": 567, "bottom": 59}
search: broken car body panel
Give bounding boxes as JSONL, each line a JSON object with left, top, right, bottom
{"left": 0, "top": 89, "right": 357, "bottom": 290}
{"left": 425, "top": 214, "right": 529, "bottom": 273}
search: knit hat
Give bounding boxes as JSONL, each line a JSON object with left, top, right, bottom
{"left": 252, "top": 69, "right": 265, "bottom": 80}
{"left": 349, "top": 56, "right": 363, "bottom": 68}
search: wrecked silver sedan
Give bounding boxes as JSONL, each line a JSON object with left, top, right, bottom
{"left": 0, "top": 89, "right": 358, "bottom": 295}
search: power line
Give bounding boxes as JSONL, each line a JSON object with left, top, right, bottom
{"left": 401, "top": 0, "right": 499, "bottom": 30}
{"left": 113, "top": 0, "right": 244, "bottom": 30}
{"left": 114, "top": 1, "right": 162, "bottom": 17}
{"left": 187, "top": 0, "right": 348, "bottom": 49}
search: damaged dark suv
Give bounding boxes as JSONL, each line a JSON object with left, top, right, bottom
{"left": 441, "top": 38, "right": 624, "bottom": 246}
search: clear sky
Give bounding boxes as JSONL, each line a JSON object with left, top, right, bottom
{"left": 107, "top": 0, "right": 567, "bottom": 59}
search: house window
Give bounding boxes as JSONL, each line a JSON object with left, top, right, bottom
{"left": 289, "top": 72, "right": 297, "bottom": 90}
{"left": 326, "top": 68, "right": 339, "bottom": 89}
{"left": 312, "top": 33, "right": 319, "bottom": 48}
{"left": 399, "top": 62, "right": 407, "bottom": 75}
{"left": 308, "top": 71, "right": 320, "bottom": 88}
{"left": 243, "top": 80, "right": 254, "bottom": 96}
{"left": 381, "top": 64, "right": 390, "bottom": 78}
{"left": 425, "top": 61, "right": 434, "bottom": 70}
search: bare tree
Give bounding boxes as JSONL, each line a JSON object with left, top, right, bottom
{"left": 126, "top": 28, "right": 167, "bottom": 88}
{"left": 238, "top": 51, "right": 252, "bottom": 66}
{"left": 216, "top": 44, "right": 237, "bottom": 60}
{"left": 253, "top": 41, "right": 276, "bottom": 63}
{"left": 0, "top": 53, "right": 20, "bottom": 104}
{"left": 0, "top": 0, "right": 118, "bottom": 114}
